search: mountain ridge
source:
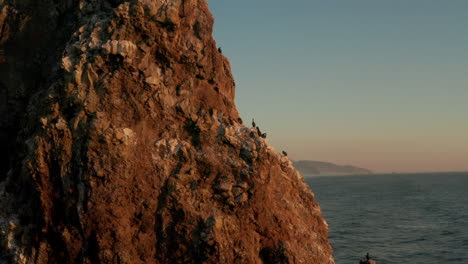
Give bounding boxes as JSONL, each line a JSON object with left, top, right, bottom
{"left": 294, "top": 160, "right": 373, "bottom": 177}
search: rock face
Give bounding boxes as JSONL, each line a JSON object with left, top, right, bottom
{"left": 0, "top": 1, "right": 334, "bottom": 263}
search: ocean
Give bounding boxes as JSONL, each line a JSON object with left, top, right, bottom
{"left": 305, "top": 172, "right": 468, "bottom": 264}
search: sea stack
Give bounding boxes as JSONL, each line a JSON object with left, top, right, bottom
{"left": 0, "top": 1, "right": 334, "bottom": 263}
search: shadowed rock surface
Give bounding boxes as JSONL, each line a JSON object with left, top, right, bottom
{"left": 0, "top": 0, "right": 334, "bottom": 263}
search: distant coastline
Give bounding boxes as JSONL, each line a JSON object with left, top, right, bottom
{"left": 302, "top": 170, "right": 468, "bottom": 178}
{"left": 293, "top": 160, "right": 373, "bottom": 177}
{"left": 293, "top": 160, "right": 468, "bottom": 178}
{"left": 362, "top": 171, "right": 468, "bottom": 176}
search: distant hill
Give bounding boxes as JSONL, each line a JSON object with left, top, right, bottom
{"left": 293, "top": 160, "right": 373, "bottom": 177}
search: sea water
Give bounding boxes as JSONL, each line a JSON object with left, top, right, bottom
{"left": 305, "top": 172, "right": 468, "bottom": 264}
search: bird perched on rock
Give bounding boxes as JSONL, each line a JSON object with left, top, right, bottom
{"left": 218, "top": 47, "right": 222, "bottom": 54}
{"left": 256, "top": 126, "right": 262, "bottom": 136}
{"left": 282, "top": 151, "right": 288, "bottom": 156}
{"left": 359, "top": 253, "right": 377, "bottom": 264}
{"left": 261, "top": 133, "right": 267, "bottom": 138}
{"left": 252, "top": 118, "right": 256, "bottom": 128}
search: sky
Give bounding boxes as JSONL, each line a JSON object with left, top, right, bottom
{"left": 207, "top": 0, "right": 468, "bottom": 173}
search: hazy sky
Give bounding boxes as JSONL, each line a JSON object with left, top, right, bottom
{"left": 208, "top": 0, "right": 468, "bottom": 173}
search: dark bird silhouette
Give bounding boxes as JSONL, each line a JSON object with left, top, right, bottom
{"left": 359, "top": 253, "right": 373, "bottom": 264}
{"left": 256, "top": 126, "right": 261, "bottom": 136}
{"left": 261, "top": 133, "right": 267, "bottom": 138}
{"left": 218, "top": 47, "right": 222, "bottom": 54}
{"left": 282, "top": 151, "right": 288, "bottom": 156}
{"left": 252, "top": 118, "right": 256, "bottom": 128}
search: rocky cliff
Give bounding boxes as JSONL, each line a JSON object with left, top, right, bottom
{"left": 0, "top": 0, "right": 334, "bottom": 263}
